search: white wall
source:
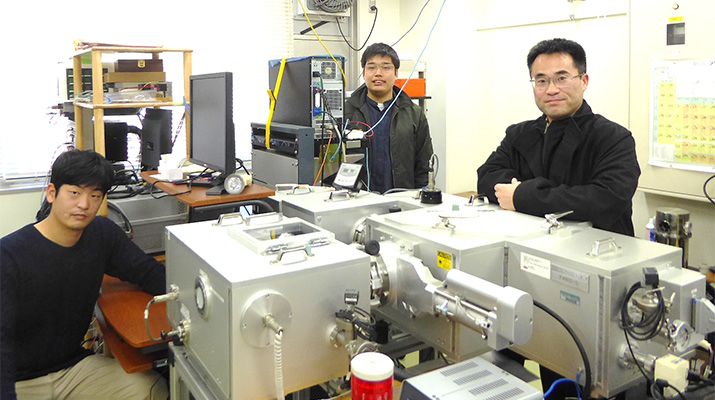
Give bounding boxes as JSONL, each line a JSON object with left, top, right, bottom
{"left": 0, "top": 189, "right": 43, "bottom": 237}
{"left": 448, "top": 2, "right": 628, "bottom": 194}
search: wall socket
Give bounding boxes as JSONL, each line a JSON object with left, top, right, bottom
{"left": 369, "top": 0, "right": 377, "bottom": 13}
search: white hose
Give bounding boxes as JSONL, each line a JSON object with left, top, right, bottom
{"left": 274, "top": 331, "right": 285, "bottom": 400}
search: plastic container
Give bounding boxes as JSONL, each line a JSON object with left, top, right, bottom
{"left": 351, "top": 352, "right": 393, "bottom": 400}
{"left": 646, "top": 217, "right": 655, "bottom": 241}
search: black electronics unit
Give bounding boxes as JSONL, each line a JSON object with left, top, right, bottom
{"left": 250, "top": 122, "right": 315, "bottom": 188}
{"left": 268, "top": 56, "right": 345, "bottom": 129}
{"left": 104, "top": 122, "right": 129, "bottom": 162}
{"left": 141, "top": 109, "right": 173, "bottom": 170}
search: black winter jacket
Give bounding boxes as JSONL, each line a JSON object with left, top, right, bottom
{"left": 477, "top": 101, "right": 640, "bottom": 236}
{"left": 345, "top": 84, "right": 433, "bottom": 190}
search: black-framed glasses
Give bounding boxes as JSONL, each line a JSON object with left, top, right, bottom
{"left": 530, "top": 73, "right": 584, "bottom": 90}
{"left": 365, "top": 63, "right": 395, "bottom": 73}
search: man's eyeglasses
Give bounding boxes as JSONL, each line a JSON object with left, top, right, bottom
{"left": 365, "top": 63, "right": 395, "bottom": 73}
{"left": 530, "top": 73, "right": 583, "bottom": 90}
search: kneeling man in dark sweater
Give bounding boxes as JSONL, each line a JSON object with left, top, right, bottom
{"left": 1, "top": 150, "right": 168, "bottom": 400}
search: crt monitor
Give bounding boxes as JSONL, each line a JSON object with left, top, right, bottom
{"left": 189, "top": 72, "right": 235, "bottom": 182}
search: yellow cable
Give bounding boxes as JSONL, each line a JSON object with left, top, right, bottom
{"left": 266, "top": 58, "right": 288, "bottom": 150}
{"left": 297, "top": 0, "right": 347, "bottom": 83}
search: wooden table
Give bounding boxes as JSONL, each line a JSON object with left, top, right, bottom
{"left": 97, "top": 275, "right": 172, "bottom": 373}
{"left": 141, "top": 171, "right": 275, "bottom": 221}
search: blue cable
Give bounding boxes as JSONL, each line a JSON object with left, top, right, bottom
{"left": 543, "top": 378, "right": 581, "bottom": 399}
{"left": 330, "top": 119, "right": 349, "bottom": 162}
{"left": 360, "top": 0, "right": 447, "bottom": 138}
{"left": 365, "top": 147, "right": 370, "bottom": 191}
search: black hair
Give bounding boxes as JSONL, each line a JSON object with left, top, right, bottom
{"left": 361, "top": 43, "right": 400, "bottom": 70}
{"left": 50, "top": 150, "right": 114, "bottom": 194}
{"left": 527, "top": 38, "right": 587, "bottom": 75}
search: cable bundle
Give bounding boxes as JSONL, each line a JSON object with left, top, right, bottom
{"left": 620, "top": 282, "right": 667, "bottom": 341}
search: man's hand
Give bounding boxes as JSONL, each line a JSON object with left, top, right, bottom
{"left": 494, "top": 178, "right": 521, "bottom": 211}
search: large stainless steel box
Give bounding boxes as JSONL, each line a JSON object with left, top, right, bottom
{"left": 363, "top": 202, "right": 701, "bottom": 398}
{"left": 107, "top": 194, "right": 188, "bottom": 253}
{"left": 364, "top": 204, "right": 549, "bottom": 360}
{"left": 279, "top": 190, "right": 401, "bottom": 244}
{"left": 165, "top": 216, "right": 371, "bottom": 400}
{"left": 506, "top": 227, "right": 692, "bottom": 398}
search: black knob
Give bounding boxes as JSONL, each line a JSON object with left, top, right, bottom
{"left": 365, "top": 240, "right": 380, "bottom": 256}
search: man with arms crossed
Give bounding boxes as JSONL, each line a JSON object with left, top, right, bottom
{"left": 1, "top": 150, "right": 168, "bottom": 399}
{"left": 477, "top": 38, "right": 639, "bottom": 236}
{"left": 477, "top": 38, "right": 640, "bottom": 398}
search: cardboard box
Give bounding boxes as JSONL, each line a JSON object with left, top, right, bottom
{"left": 395, "top": 78, "right": 426, "bottom": 98}
{"left": 115, "top": 59, "right": 163, "bottom": 72}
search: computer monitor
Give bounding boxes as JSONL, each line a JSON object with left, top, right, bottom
{"left": 189, "top": 72, "right": 235, "bottom": 183}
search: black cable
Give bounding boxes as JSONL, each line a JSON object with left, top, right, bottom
{"left": 620, "top": 283, "right": 667, "bottom": 341}
{"left": 107, "top": 201, "right": 133, "bottom": 236}
{"left": 534, "top": 300, "right": 592, "bottom": 399}
{"left": 704, "top": 174, "right": 715, "bottom": 205}
{"left": 624, "top": 329, "right": 651, "bottom": 384}
{"left": 651, "top": 379, "right": 687, "bottom": 400}
{"left": 236, "top": 158, "right": 250, "bottom": 175}
{"left": 147, "top": 180, "right": 192, "bottom": 199}
{"left": 335, "top": 307, "right": 378, "bottom": 342}
{"left": 336, "top": 6, "right": 377, "bottom": 52}
{"left": 391, "top": 0, "right": 430, "bottom": 47}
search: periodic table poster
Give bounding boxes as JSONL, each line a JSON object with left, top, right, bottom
{"left": 650, "top": 59, "right": 715, "bottom": 172}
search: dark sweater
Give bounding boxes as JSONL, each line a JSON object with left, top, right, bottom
{"left": 0, "top": 217, "right": 166, "bottom": 399}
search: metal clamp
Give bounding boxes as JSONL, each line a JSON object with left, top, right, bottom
{"left": 543, "top": 210, "right": 574, "bottom": 234}
{"left": 244, "top": 212, "right": 283, "bottom": 226}
{"left": 586, "top": 237, "right": 620, "bottom": 257}
{"left": 213, "top": 212, "right": 245, "bottom": 226}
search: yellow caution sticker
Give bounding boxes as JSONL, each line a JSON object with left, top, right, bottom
{"left": 437, "top": 251, "right": 453, "bottom": 271}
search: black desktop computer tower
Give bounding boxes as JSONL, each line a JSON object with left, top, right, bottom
{"left": 268, "top": 56, "right": 345, "bottom": 130}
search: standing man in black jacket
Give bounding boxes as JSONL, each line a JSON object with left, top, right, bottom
{"left": 477, "top": 38, "right": 640, "bottom": 236}
{"left": 1, "top": 150, "right": 168, "bottom": 400}
{"left": 345, "top": 42, "right": 434, "bottom": 193}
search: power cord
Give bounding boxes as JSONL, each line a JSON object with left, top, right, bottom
{"left": 704, "top": 174, "right": 715, "bottom": 205}
{"left": 534, "top": 300, "right": 592, "bottom": 399}
{"left": 651, "top": 379, "right": 687, "bottom": 400}
{"left": 336, "top": 6, "right": 377, "bottom": 51}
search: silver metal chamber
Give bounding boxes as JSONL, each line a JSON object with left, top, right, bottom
{"left": 165, "top": 216, "right": 371, "bottom": 399}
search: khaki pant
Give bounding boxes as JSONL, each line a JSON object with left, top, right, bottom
{"left": 15, "top": 355, "right": 168, "bottom": 400}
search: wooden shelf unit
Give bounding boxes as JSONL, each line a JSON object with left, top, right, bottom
{"left": 72, "top": 46, "right": 193, "bottom": 159}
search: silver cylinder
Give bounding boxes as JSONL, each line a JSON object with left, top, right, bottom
{"left": 653, "top": 207, "right": 692, "bottom": 268}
